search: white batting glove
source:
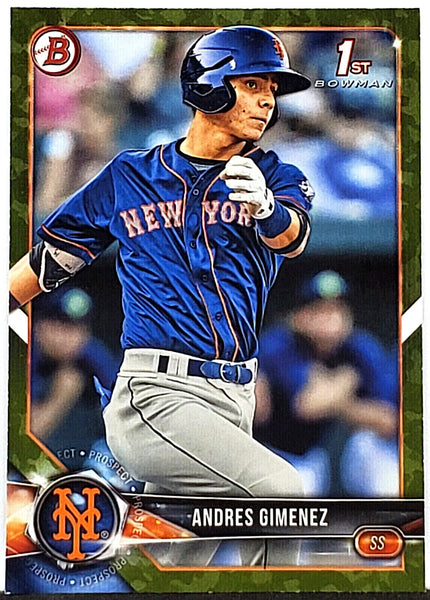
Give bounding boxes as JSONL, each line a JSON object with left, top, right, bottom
{"left": 220, "top": 155, "right": 275, "bottom": 219}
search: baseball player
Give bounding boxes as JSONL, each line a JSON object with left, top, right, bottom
{"left": 10, "top": 26, "right": 314, "bottom": 566}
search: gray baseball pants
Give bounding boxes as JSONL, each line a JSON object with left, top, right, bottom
{"left": 103, "top": 348, "right": 303, "bottom": 566}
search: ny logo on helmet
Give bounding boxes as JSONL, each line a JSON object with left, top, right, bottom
{"left": 273, "top": 38, "right": 285, "bottom": 61}
{"left": 52, "top": 486, "right": 101, "bottom": 560}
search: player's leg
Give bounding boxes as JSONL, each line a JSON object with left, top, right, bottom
{"left": 104, "top": 374, "right": 303, "bottom": 498}
{"left": 141, "top": 480, "right": 268, "bottom": 567}
{"left": 103, "top": 360, "right": 303, "bottom": 567}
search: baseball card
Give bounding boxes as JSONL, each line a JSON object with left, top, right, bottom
{"left": 4, "top": 6, "right": 424, "bottom": 596}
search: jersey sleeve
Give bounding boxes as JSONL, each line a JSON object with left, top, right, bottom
{"left": 267, "top": 160, "right": 314, "bottom": 216}
{"left": 37, "top": 160, "right": 117, "bottom": 264}
{"left": 251, "top": 150, "right": 314, "bottom": 244}
{"left": 348, "top": 331, "right": 399, "bottom": 406}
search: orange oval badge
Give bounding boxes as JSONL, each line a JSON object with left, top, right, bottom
{"left": 354, "top": 528, "right": 404, "bottom": 559}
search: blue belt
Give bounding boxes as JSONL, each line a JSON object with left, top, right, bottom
{"left": 157, "top": 355, "right": 253, "bottom": 385}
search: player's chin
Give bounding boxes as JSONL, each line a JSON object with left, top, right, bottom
{"left": 241, "top": 124, "right": 267, "bottom": 142}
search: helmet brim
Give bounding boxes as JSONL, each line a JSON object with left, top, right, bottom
{"left": 228, "top": 66, "right": 311, "bottom": 95}
{"left": 276, "top": 69, "right": 312, "bottom": 95}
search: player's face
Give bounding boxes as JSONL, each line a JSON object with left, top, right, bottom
{"left": 214, "top": 75, "right": 278, "bottom": 142}
{"left": 292, "top": 299, "right": 353, "bottom": 356}
{"left": 35, "top": 319, "right": 89, "bottom": 361}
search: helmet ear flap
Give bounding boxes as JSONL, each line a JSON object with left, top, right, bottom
{"left": 182, "top": 74, "right": 237, "bottom": 114}
{"left": 191, "top": 78, "right": 280, "bottom": 129}
{"left": 219, "top": 78, "right": 237, "bottom": 113}
{"left": 188, "top": 83, "right": 213, "bottom": 97}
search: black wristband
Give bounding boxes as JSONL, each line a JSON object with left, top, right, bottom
{"left": 260, "top": 209, "right": 310, "bottom": 255}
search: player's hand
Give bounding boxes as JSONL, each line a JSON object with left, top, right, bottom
{"left": 52, "top": 366, "right": 86, "bottom": 403}
{"left": 295, "top": 365, "right": 360, "bottom": 421}
{"left": 220, "top": 155, "right": 275, "bottom": 219}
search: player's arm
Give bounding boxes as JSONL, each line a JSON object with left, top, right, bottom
{"left": 294, "top": 365, "right": 397, "bottom": 438}
{"left": 9, "top": 253, "right": 42, "bottom": 310}
{"left": 258, "top": 208, "right": 310, "bottom": 258}
{"left": 335, "top": 398, "right": 397, "bottom": 438}
{"left": 220, "top": 155, "right": 310, "bottom": 257}
{"left": 31, "top": 365, "right": 85, "bottom": 439}
{"left": 10, "top": 155, "right": 118, "bottom": 313}
{"left": 9, "top": 241, "right": 86, "bottom": 310}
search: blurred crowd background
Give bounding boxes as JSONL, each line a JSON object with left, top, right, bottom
{"left": 30, "top": 27, "right": 399, "bottom": 497}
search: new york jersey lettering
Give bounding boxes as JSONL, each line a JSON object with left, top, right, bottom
{"left": 119, "top": 200, "right": 253, "bottom": 239}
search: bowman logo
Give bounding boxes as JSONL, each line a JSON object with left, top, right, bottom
{"left": 33, "top": 474, "right": 121, "bottom": 563}
{"left": 30, "top": 26, "right": 81, "bottom": 76}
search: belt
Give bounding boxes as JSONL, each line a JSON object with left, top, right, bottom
{"left": 157, "top": 355, "right": 253, "bottom": 385}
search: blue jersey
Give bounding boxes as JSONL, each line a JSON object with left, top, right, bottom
{"left": 38, "top": 140, "right": 312, "bottom": 362}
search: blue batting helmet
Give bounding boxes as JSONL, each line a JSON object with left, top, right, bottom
{"left": 181, "top": 26, "right": 311, "bottom": 124}
{"left": 300, "top": 271, "right": 349, "bottom": 305}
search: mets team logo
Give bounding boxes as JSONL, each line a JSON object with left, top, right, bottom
{"left": 273, "top": 38, "right": 285, "bottom": 61}
{"left": 30, "top": 26, "right": 81, "bottom": 76}
{"left": 32, "top": 475, "right": 121, "bottom": 562}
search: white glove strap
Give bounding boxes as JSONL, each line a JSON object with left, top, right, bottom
{"left": 253, "top": 188, "right": 275, "bottom": 220}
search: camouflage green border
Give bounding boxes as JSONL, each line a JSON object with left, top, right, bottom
{"left": 9, "top": 7, "right": 422, "bottom": 593}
